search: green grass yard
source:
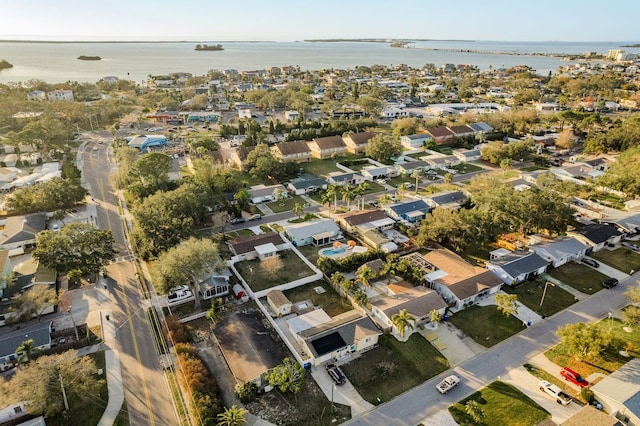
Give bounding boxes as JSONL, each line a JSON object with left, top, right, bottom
{"left": 283, "top": 280, "right": 353, "bottom": 317}
{"left": 341, "top": 334, "right": 449, "bottom": 405}
{"left": 503, "top": 277, "right": 577, "bottom": 317}
{"left": 591, "top": 247, "right": 640, "bottom": 274}
{"left": 449, "top": 305, "right": 526, "bottom": 348}
{"left": 546, "top": 263, "right": 609, "bottom": 295}
{"left": 266, "top": 195, "right": 307, "bottom": 213}
{"left": 448, "top": 381, "right": 551, "bottom": 426}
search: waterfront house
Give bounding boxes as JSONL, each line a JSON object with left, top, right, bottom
{"left": 343, "top": 132, "right": 375, "bottom": 154}
{"left": 271, "top": 140, "right": 312, "bottom": 163}
{"left": 486, "top": 250, "right": 549, "bottom": 285}
{"left": 308, "top": 136, "right": 347, "bottom": 159}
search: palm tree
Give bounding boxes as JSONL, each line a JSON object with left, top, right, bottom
{"left": 341, "top": 184, "right": 356, "bottom": 210}
{"left": 355, "top": 182, "right": 370, "bottom": 210}
{"left": 16, "top": 339, "right": 36, "bottom": 363}
{"left": 464, "top": 400, "right": 485, "bottom": 424}
{"left": 217, "top": 405, "right": 248, "bottom": 426}
{"left": 429, "top": 309, "right": 443, "bottom": 324}
{"left": 391, "top": 309, "right": 415, "bottom": 338}
{"left": 356, "top": 265, "right": 376, "bottom": 287}
{"left": 443, "top": 172, "right": 453, "bottom": 184}
{"left": 292, "top": 203, "right": 304, "bottom": 219}
{"left": 381, "top": 254, "right": 400, "bottom": 284}
{"left": 378, "top": 194, "right": 393, "bottom": 205}
{"left": 326, "top": 184, "right": 339, "bottom": 211}
{"left": 411, "top": 169, "right": 423, "bottom": 193}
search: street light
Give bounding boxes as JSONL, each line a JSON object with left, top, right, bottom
{"left": 540, "top": 281, "right": 555, "bottom": 307}
{"left": 67, "top": 308, "right": 79, "bottom": 341}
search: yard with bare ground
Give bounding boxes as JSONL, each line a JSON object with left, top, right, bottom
{"left": 234, "top": 250, "right": 317, "bottom": 292}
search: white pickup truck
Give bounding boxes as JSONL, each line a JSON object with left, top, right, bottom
{"left": 436, "top": 375, "right": 460, "bottom": 394}
{"left": 538, "top": 380, "right": 572, "bottom": 405}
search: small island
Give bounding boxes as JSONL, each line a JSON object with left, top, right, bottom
{"left": 78, "top": 55, "right": 102, "bottom": 61}
{"left": 621, "top": 43, "right": 640, "bottom": 48}
{"left": 0, "top": 59, "right": 14, "bottom": 70}
{"left": 195, "top": 44, "right": 224, "bottom": 51}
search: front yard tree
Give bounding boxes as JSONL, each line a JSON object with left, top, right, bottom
{"left": 217, "top": 405, "right": 248, "bottom": 426}
{"left": 16, "top": 339, "right": 36, "bottom": 363}
{"left": 624, "top": 306, "right": 640, "bottom": 329}
{"left": 150, "top": 237, "right": 223, "bottom": 308}
{"left": 430, "top": 309, "right": 443, "bottom": 324}
{"left": 128, "top": 152, "right": 172, "bottom": 196}
{"left": 5, "top": 351, "right": 102, "bottom": 418}
{"left": 365, "top": 133, "right": 402, "bottom": 162}
{"left": 265, "top": 357, "right": 305, "bottom": 395}
{"left": 5, "top": 177, "right": 86, "bottom": 214}
{"left": 625, "top": 282, "right": 640, "bottom": 304}
{"left": 465, "top": 400, "right": 485, "bottom": 424}
{"left": 33, "top": 223, "right": 116, "bottom": 275}
{"left": 292, "top": 202, "right": 304, "bottom": 219}
{"left": 495, "top": 293, "right": 519, "bottom": 317}
{"left": 391, "top": 309, "right": 415, "bottom": 338}
{"left": 557, "top": 322, "right": 611, "bottom": 360}
{"left": 598, "top": 146, "right": 640, "bottom": 197}
{"left": 11, "top": 285, "right": 58, "bottom": 321}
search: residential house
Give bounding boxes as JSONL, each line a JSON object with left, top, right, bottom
{"left": 371, "top": 283, "right": 447, "bottom": 340}
{"left": 284, "top": 110, "right": 299, "bottom": 121}
{"left": 271, "top": 140, "right": 312, "bottom": 163}
{"left": 247, "top": 184, "right": 288, "bottom": 204}
{"left": 287, "top": 174, "right": 327, "bottom": 195}
{"left": 604, "top": 214, "right": 640, "bottom": 234}
{"left": 591, "top": 358, "right": 640, "bottom": 426}
{"left": 448, "top": 125, "right": 475, "bottom": 138}
{"left": 0, "top": 154, "right": 18, "bottom": 167}
{"left": 426, "top": 126, "right": 455, "bottom": 143}
{"left": 198, "top": 274, "right": 230, "bottom": 300}
{"left": 47, "top": 89, "right": 74, "bottom": 101}
{"left": 568, "top": 223, "right": 623, "bottom": 252}
{"left": 0, "top": 402, "right": 34, "bottom": 425}
{"left": 0, "top": 322, "right": 52, "bottom": 371}
{"left": 395, "top": 160, "right": 429, "bottom": 175}
{"left": 26, "top": 90, "right": 46, "bottom": 101}
{"left": 423, "top": 191, "right": 468, "bottom": 210}
{"left": 423, "top": 155, "right": 460, "bottom": 169}
{"left": 453, "top": 148, "right": 482, "bottom": 162}
{"left": 343, "top": 132, "right": 375, "bottom": 154}
{"left": 0, "top": 213, "right": 47, "bottom": 251}
{"left": 384, "top": 199, "right": 431, "bottom": 223}
{"left": 338, "top": 210, "right": 395, "bottom": 234}
{"left": 400, "top": 134, "right": 433, "bottom": 150}
{"left": 486, "top": 251, "right": 549, "bottom": 285}
{"left": 283, "top": 219, "right": 342, "bottom": 247}
{"left": 298, "top": 310, "right": 381, "bottom": 365}
{"left": 0, "top": 250, "right": 11, "bottom": 297}
{"left": 467, "top": 122, "right": 494, "bottom": 135}
{"left": 308, "top": 136, "right": 347, "bottom": 159}
{"left": 561, "top": 405, "right": 622, "bottom": 426}
{"left": 267, "top": 290, "right": 293, "bottom": 316}
{"left": 360, "top": 165, "right": 398, "bottom": 181}
{"left": 529, "top": 236, "right": 589, "bottom": 267}
{"left": 227, "top": 146, "right": 255, "bottom": 170}
{"left": 126, "top": 135, "right": 168, "bottom": 151}
{"left": 551, "top": 164, "right": 604, "bottom": 183}
{"left": 326, "top": 172, "right": 365, "bottom": 186}
{"left": 229, "top": 232, "right": 288, "bottom": 261}
{"left": 423, "top": 249, "right": 503, "bottom": 311}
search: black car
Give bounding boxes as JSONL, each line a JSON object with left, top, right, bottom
{"left": 602, "top": 278, "right": 619, "bottom": 289}
{"left": 325, "top": 363, "right": 346, "bottom": 385}
{"left": 582, "top": 258, "right": 600, "bottom": 268}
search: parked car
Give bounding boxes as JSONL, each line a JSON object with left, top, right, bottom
{"left": 249, "top": 214, "right": 262, "bottom": 221}
{"left": 100, "top": 269, "right": 107, "bottom": 279}
{"left": 581, "top": 258, "right": 600, "bottom": 268}
{"left": 622, "top": 242, "right": 640, "bottom": 252}
{"left": 436, "top": 375, "right": 460, "bottom": 394}
{"left": 602, "top": 278, "right": 619, "bottom": 289}
{"left": 560, "top": 367, "right": 589, "bottom": 388}
{"left": 230, "top": 217, "right": 245, "bottom": 224}
{"left": 325, "top": 364, "right": 346, "bottom": 385}
{"left": 538, "top": 380, "right": 572, "bottom": 405}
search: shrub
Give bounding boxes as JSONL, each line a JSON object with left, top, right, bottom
{"left": 235, "top": 381, "right": 258, "bottom": 403}
{"left": 165, "top": 316, "right": 191, "bottom": 344}
{"left": 580, "top": 387, "right": 594, "bottom": 404}
{"left": 174, "top": 342, "right": 198, "bottom": 357}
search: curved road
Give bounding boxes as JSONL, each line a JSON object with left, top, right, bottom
{"left": 81, "top": 136, "right": 177, "bottom": 426}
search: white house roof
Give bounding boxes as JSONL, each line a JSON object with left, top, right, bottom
{"left": 255, "top": 243, "right": 277, "bottom": 256}
{"left": 287, "top": 309, "right": 331, "bottom": 335}
{"left": 283, "top": 219, "right": 339, "bottom": 242}
{"left": 369, "top": 218, "right": 396, "bottom": 228}
{"left": 591, "top": 358, "right": 640, "bottom": 420}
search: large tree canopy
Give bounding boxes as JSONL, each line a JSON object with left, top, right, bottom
{"left": 597, "top": 146, "right": 640, "bottom": 197}
{"left": 32, "top": 223, "right": 116, "bottom": 274}
{"left": 365, "top": 133, "right": 402, "bottom": 162}
{"left": 5, "top": 177, "right": 86, "bottom": 214}
{"left": 127, "top": 152, "right": 173, "bottom": 198}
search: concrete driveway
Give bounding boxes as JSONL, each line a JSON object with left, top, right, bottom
{"left": 310, "top": 366, "right": 374, "bottom": 417}
{"left": 584, "top": 255, "right": 631, "bottom": 281}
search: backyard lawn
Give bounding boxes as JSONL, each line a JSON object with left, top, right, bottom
{"left": 302, "top": 155, "right": 363, "bottom": 177}
{"left": 591, "top": 247, "right": 640, "bottom": 274}
{"left": 267, "top": 195, "right": 307, "bottom": 213}
{"left": 283, "top": 280, "right": 353, "bottom": 317}
{"left": 296, "top": 243, "right": 322, "bottom": 265}
{"left": 546, "top": 262, "right": 610, "bottom": 295}
{"left": 545, "top": 316, "right": 640, "bottom": 377}
{"left": 341, "top": 334, "right": 449, "bottom": 405}
{"left": 450, "top": 163, "right": 484, "bottom": 174}
{"left": 503, "top": 277, "right": 577, "bottom": 318}
{"left": 234, "top": 250, "right": 317, "bottom": 292}
{"left": 448, "top": 305, "right": 526, "bottom": 347}
{"left": 448, "top": 381, "right": 551, "bottom": 426}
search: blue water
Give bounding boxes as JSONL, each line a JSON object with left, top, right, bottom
{"left": 0, "top": 40, "right": 637, "bottom": 84}
{"left": 320, "top": 246, "right": 346, "bottom": 256}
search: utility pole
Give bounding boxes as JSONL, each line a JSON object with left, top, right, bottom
{"left": 68, "top": 308, "right": 79, "bottom": 340}
{"left": 59, "top": 374, "right": 69, "bottom": 411}
{"left": 540, "top": 281, "right": 555, "bottom": 307}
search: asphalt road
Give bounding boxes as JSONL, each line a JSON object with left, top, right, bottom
{"left": 82, "top": 138, "right": 177, "bottom": 426}
{"left": 345, "top": 273, "right": 637, "bottom": 425}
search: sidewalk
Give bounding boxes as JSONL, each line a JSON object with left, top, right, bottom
{"left": 477, "top": 291, "right": 543, "bottom": 326}
{"left": 98, "top": 350, "right": 124, "bottom": 426}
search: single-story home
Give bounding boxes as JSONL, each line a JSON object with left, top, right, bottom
{"left": 326, "top": 172, "right": 365, "bottom": 186}
{"left": 308, "top": 136, "right": 347, "bottom": 159}
{"left": 561, "top": 405, "right": 621, "bottom": 426}
{"left": 283, "top": 219, "right": 342, "bottom": 247}
{"left": 198, "top": 274, "right": 230, "bottom": 300}
{"left": 467, "top": 122, "right": 494, "bottom": 134}
{"left": 229, "top": 232, "right": 288, "bottom": 261}
{"left": 287, "top": 174, "right": 328, "bottom": 195}
{"left": 284, "top": 110, "right": 299, "bottom": 121}
{"left": 453, "top": 148, "right": 482, "bottom": 162}
{"left": 423, "top": 191, "right": 468, "bottom": 210}
{"left": 426, "top": 126, "right": 455, "bottom": 143}
{"left": 338, "top": 210, "right": 394, "bottom": 233}
{"left": 604, "top": 214, "right": 640, "bottom": 234}
{"left": 371, "top": 283, "right": 447, "bottom": 340}
{"left": 591, "top": 358, "right": 640, "bottom": 426}
{"left": 267, "top": 289, "right": 293, "bottom": 317}
{"left": 298, "top": 310, "right": 381, "bottom": 365}
{"left": 448, "top": 125, "right": 475, "bottom": 138}
{"left": 568, "top": 223, "right": 623, "bottom": 252}
{"left": 395, "top": 160, "right": 429, "bottom": 175}
{"left": 423, "top": 155, "right": 460, "bottom": 169}
{"left": 271, "top": 140, "right": 312, "bottom": 163}
{"left": 0, "top": 322, "right": 52, "bottom": 371}
{"left": 126, "top": 134, "right": 167, "bottom": 151}
{"left": 529, "top": 236, "right": 589, "bottom": 268}
{"left": 0, "top": 213, "right": 47, "bottom": 251}
{"left": 486, "top": 250, "right": 549, "bottom": 285}
{"left": 384, "top": 199, "right": 431, "bottom": 223}
{"left": 247, "top": 184, "right": 288, "bottom": 204}
{"left": 360, "top": 165, "right": 398, "bottom": 180}
{"left": 343, "top": 132, "right": 375, "bottom": 154}
{"left": 423, "top": 249, "right": 503, "bottom": 311}
{"left": 400, "top": 134, "right": 433, "bottom": 150}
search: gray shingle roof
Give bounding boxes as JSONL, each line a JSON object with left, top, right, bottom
{"left": 488, "top": 251, "right": 548, "bottom": 278}
{"left": 0, "top": 213, "right": 47, "bottom": 246}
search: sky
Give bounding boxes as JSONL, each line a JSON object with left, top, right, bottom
{"left": 0, "top": 0, "right": 638, "bottom": 42}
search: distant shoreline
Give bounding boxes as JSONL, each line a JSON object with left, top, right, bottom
{"left": 304, "top": 38, "right": 475, "bottom": 43}
{"left": 0, "top": 39, "right": 271, "bottom": 44}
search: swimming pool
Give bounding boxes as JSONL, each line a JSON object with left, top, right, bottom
{"left": 319, "top": 246, "right": 347, "bottom": 256}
